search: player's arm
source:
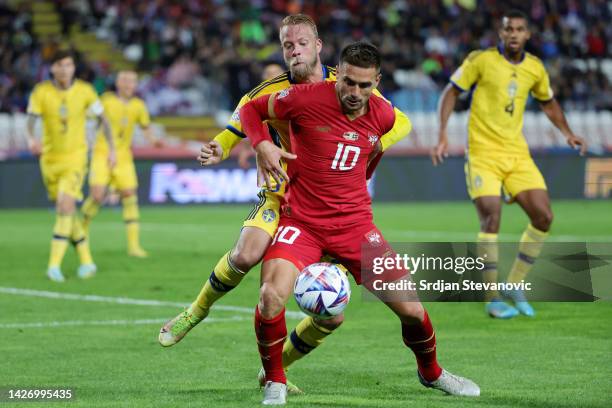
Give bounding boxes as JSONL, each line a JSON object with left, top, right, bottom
{"left": 25, "top": 86, "right": 42, "bottom": 155}
{"left": 432, "top": 83, "right": 461, "bottom": 165}
{"left": 198, "top": 95, "right": 250, "bottom": 166}
{"left": 25, "top": 114, "right": 41, "bottom": 155}
{"left": 433, "top": 51, "right": 481, "bottom": 165}
{"left": 95, "top": 113, "right": 116, "bottom": 167}
{"left": 240, "top": 93, "right": 296, "bottom": 189}
{"left": 532, "top": 66, "right": 586, "bottom": 155}
{"left": 379, "top": 107, "right": 412, "bottom": 152}
{"left": 539, "top": 99, "right": 586, "bottom": 155}
{"left": 138, "top": 103, "right": 163, "bottom": 148}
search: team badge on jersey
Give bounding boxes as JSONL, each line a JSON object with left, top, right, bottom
{"left": 368, "top": 134, "right": 379, "bottom": 145}
{"left": 343, "top": 131, "right": 359, "bottom": 141}
{"left": 262, "top": 209, "right": 276, "bottom": 223}
{"left": 365, "top": 230, "right": 382, "bottom": 247}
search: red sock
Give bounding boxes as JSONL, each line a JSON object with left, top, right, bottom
{"left": 254, "top": 306, "right": 287, "bottom": 384}
{"left": 401, "top": 310, "right": 442, "bottom": 382}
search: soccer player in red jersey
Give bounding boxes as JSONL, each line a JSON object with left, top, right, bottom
{"left": 241, "top": 42, "right": 480, "bottom": 405}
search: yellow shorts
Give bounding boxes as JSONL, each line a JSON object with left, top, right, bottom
{"left": 242, "top": 189, "right": 283, "bottom": 237}
{"left": 89, "top": 153, "right": 138, "bottom": 191}
{"left": 40, "top": 157, "right": 86, "bottom": 201}
{"left": 465, "top": 154, "right": 547, "bottom": 201}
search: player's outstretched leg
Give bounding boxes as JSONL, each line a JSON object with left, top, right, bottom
{"left": 258, "top": 314, "right": 344, "bottom": 394}
{"left": 159, "top": 226, "right": 271, "bottom": 347}
{"left": 386, "top": 301, "right": 480, "bottom": 397}
{"left": 503, "top": 190, "right": 553, "bottom": 316}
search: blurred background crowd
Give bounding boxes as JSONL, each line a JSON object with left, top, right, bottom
{"left": 1, "top": 0, "right": 611, "bottom": 117}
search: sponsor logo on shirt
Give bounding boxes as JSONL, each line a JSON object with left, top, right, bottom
{"left": 277, "top": 89, "right": 290, "bottom": 99}
{"left": 343, "top": 131, "right": 359, "bottom": 141}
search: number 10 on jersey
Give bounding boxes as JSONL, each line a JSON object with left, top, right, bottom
{"left": 331, "top": 143, "right": 360, "bottom": 170}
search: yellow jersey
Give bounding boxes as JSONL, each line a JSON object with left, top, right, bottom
{"left": 93, "top": 92, "right": 150, "bottom": 158}
{"left": 450, "top": 46, "right": 554, "bottom": 156}
{"left": 27, "top": 79, "right": 102, "bottom": 160}
{"left": 216, "top": 65, "right": 412, "bottom": 160}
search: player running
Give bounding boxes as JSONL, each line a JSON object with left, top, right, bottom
{"left": 159, "top": 14, "right": 412, "bottom": 388}
{"left": 242, "top": 41, "right": 480, "bottom": 405}
{"left": 431, "top": 9, "right": 586, "bottom": 319}
{"left": 81, "top": 71, "right": 160, "bottom": 258}
{"left": 25, "top": 50, "right": 116, "bottom": 282}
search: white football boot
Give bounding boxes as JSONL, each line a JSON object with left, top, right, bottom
{"left": 262, "top": 381, "right": 287, "bottom": 405}
{"left": 418, "top": 369, "right": 480, "bottom": 396}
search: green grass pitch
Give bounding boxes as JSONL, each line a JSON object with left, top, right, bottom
{"left": 1, "top": 201, "right": 610, "bottom": 407}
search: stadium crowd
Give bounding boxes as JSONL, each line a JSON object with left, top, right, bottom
{"left": 1, "top": 0, "right": 610, "bottom": 114}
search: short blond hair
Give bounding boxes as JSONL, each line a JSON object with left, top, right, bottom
{"left": 280, "top": 14, "right": 318, "bottom": 38}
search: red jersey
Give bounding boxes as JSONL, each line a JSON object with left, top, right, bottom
{"left": 271, "top": 81, "right": 395, "bottom": 227}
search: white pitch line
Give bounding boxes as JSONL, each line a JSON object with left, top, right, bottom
{"left": 91, "top": 223, "right": 612, "bottom": 242}
{"left": 387, "top": 230, "right": 612, "bottom": 242}
{"left": 0, "top": 287, "right": 305, "bottom": 319}
{"left": 0, "top": 316, "right": 249, "bottom": 329}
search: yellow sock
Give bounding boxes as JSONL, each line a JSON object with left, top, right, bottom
{"left": 477, "top": 232, "right": 499, "bottom": 301}
{"left": 282, "top": 316, "right": 332, "bottom": 370}
{"left": 122, "top": 195, "right": 141, "bottom": 250}
{"left": 48, "top": 214, "right": 73, "bottom": 268}
{"left": 72, "top": 216, "right": 94, "bottom": 265}
{"left": 191, "top": 251, "right": 246, "bottom": 319}
{"left": 81, "top": 196, "right": 100, "bottom": 233}
{"left": 507, "top": 224, "right": 549, "bottom": 283}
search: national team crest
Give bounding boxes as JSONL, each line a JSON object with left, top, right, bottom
{"left": 368, "top": 134, "right": 379, "bottom": 145}
{"left": 343, "top": 131, "right": 359, "bottom": 141}
{"left": 365, "top": 230, "right": 382, "bottom": 247}
{"left": 262, "top": 209, "right": 276, "bottom": 223}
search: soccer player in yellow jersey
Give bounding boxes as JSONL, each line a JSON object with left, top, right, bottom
{"left": 432, "top": 10, "right": 586, "bottom": 319}
{"left": 159, "top": 14, "right": 412, "bottom": 392}
{"left": 81, "top": 71, "right": 159, "bottom": 257}
{"left": 25, "top": 50, "right": 116, "bottom": 282}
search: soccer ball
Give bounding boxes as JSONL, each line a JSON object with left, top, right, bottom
{"left": 293, "top": 262, "right": 351, "bottom": 319}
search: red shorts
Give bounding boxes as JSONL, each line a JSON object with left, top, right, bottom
{"left": 263, "top": 216, "right": 407, "bottom": 286}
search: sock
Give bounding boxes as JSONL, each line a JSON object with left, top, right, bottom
{"left": 72, "top": 215, "right": 94, "bottom": 265}
{"left": 402, "top": 310, "right": 442, "bottom": 382}
{"left": 122, "top": 195, "right": 141, "bottom": 251}
{"left": 477, "top": 232, "right": 499, "bottom": 301}
{"left": 507, "top": 224, "right": 549, "bottom": 283}
{"left": 191, "top": 251, "right": 246, "bottom": 319}
{"left": 48, "top": 214, "right": 73, "bottom": 268}
{"left": 282, "top": 316, "right": 333, "bottom": 370}
{"left": 255, "top": 306, "right": 287, "bottom": 384}
{"left": 81, "top": 196, "right": 100, "bottom": 232}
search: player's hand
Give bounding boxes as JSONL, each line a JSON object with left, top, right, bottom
{"left": 431, "top": 132, "right": 449, "bottom": 166}
{"left": 108, "top": 150, "right": 117, "bottom": 168}
{"left": 198, "top": 140, "right": 223, "bottom": 166}
{"left": 566, "top": 134, "right": 587, "bottom": 156}
{"left": 27, "top": 138, "right": 41, "bottom": 155}
{"left": 238, "top": 144, "right": 255, "bottom": 169}
{"left": 152, "top": 138, "right": 165, "bottom": 148}
{"left": 255, "top": 140, "right": 296, "bottom": 189}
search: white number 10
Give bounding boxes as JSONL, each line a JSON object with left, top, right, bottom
{"left": 331, "top": 143, "right": 360, "bottom": 170}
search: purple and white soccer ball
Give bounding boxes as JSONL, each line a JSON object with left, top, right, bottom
{"left": 294, "top": 262, "right": 351, "bottom": 319}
